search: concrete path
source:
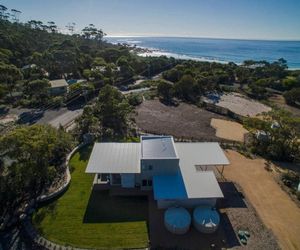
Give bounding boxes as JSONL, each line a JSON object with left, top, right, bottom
{"left": 223, "top": 150, "right": 300, "bottom": 250}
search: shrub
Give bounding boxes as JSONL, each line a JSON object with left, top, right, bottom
{"left": 127, "top": 93, "right": 143, "bottom": 106}
{"left": 283, "top": 87, "right": 300, "bottom": 106}
{"left": 297, "top": 191, "right": 300, "bottom": 201}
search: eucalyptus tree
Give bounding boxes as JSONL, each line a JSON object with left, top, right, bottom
{"left": 0, "top": 62, "right": 23, "bottom": 98}
{"left": 66, "top": 22, "right": 76, "bottom": 34}
{"left": 47, "top": 21, "right": 58, "bottom": 33}
{"left": 10, "top": 9, "right": 21, "bottom": 22}
{"left": 0, "top": 4, "right": 7, "bottom": 19}
{"left": 0, "top": 125, "right": 73, "bottom": 219}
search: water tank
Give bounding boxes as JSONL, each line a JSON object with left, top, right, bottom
{"left": 193, "top": 206, "right": 220, "bottom": 233}
{"left": 164, "top": 207, "right": 191, "bottom": 234}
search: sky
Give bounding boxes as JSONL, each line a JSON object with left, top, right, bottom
{"left": 1, "top": 0, "right": 300, "bottom": 40}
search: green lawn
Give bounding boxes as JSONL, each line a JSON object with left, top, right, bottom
{"left": 33, "top": 146, "right": 149, "bottom": 249}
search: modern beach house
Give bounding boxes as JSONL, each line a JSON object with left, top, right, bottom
{"left": 86, "top": 135, "right": 229, "bottom": 209}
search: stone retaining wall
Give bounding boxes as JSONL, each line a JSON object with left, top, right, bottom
{"left": 37, "top": 143, "right": 86, "bottom": 203}
{"left": 23, "top": 143, "right": 94, "bottom": 250}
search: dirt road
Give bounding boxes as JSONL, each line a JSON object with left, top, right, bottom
{"left": 222, "top": 150, "right": 300, "bottom": 250}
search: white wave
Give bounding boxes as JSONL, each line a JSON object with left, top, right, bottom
{"left": 115, "top": 39, "right": 142, "bottom": 44}
{"left": 137, "top": 49, "right": 228, "bottom": 64}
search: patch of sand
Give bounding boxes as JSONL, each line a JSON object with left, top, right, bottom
{"left": 211, "top": 118, "right": 248, "bottom": 142}
{"left": 221, "top": 150, "right": 300, "bottom": 250}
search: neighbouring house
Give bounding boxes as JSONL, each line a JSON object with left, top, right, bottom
{"left": 49, "top": 79, "right": 68, "bottom": 96}
{"left": 86, "top": 135, "right": 229, "bottom": 209}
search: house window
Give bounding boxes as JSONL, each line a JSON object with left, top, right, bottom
{"left": 142, "top": 165, "right": 153, "bottom": 171}
{"left": 142, "top": 179, "right": 152, "bottom": 187}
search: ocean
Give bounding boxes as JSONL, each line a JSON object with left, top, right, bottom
{"left": 106, "top": 36, "right": 300, "bottom": 69}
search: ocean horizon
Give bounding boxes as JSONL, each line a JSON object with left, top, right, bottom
{"left": 106, "top": 36, "right": 300, "bottom": 69}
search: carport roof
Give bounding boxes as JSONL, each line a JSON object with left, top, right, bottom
{"left": 85, "top": 143, "right": 141, "bottom": 174}
{"left": 175, "top": 142, "right": 230, "bottom": 166}
{"left": 175, "top": 142, "right": 228, "bottom": 198}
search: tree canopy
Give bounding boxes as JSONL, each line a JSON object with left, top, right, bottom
{"left": 244, "top": 109, "right": 300, "bottom": 162}
{"left": 0, "top": 125, "right": 73, "bottom": 218}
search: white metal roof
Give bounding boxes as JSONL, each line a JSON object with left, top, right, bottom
{"left": 50, "top": 79, "right": 68, "bottom": 88}
{"left": 175, "top": 142, "right": 228, "bottom": 199}
{"left": 175, "top": 142, "right": 229, "bottom": 166}
{"left": 141, "top": 136, "right": 178, "bottom": 159}
{"left": 182, "top": 171, "right": 223, "bottom": 199}
{"left": 153, "top": 171, "right": 223, "bottom": 199}
{"left": 85, "top": 143, "right": 141, "bottom": 173}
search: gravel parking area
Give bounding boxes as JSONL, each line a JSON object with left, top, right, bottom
{"left": 136, "top": 99, "right": 230, "bottom": 141}
{"left": 219, "top": 182, "right": 280, "bottom": 250}
{"left": 205, "top": 93, "right": 271, "bottom": 117}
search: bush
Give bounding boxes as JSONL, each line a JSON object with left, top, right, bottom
{"left": 281, "top": 171, "right": 299, "bottom": 188}
{"left": 157, "top": 80, "right": 174, "bottom": 103}
{"left": 283, "top": 87, "right": 300, "bottom": 106}
{"left": 127, "top": 94, "right": 143, "bottom": 106}
{"left": 297, "top": 191, "right": 300, "bottom": 201}
{"left": 52, "top": 96, "right": 64, "bottom": 107}
{"left": 282, "top": 171, "right": 299, "bottom": 183}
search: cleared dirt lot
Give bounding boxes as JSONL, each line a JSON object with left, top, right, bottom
{"left": 211, "top": 118, "right": 248, "bottom": 142}
{"left": 205, "top": 93, "right": 271, "bottom": 117}
{"left": 221, "top": 150, "right": 300, "bottom": 250}
{"left": 136, "top": 99, "right": 230, "bottom": 141}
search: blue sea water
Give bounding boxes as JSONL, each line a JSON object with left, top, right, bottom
{"left": 106, "top": 36, "right": 300, "bottom": 69}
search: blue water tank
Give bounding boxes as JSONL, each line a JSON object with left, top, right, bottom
{"left": 193, "top": 206, "right": 220, "bottom": 233}
{"left": 164, "top": 207, "right": 191, "bottom": 234}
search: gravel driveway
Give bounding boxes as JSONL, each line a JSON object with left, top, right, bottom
{"left": 222, "top": 150, "right": 300, "bottom": 250}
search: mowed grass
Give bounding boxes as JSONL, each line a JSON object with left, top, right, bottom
{"left": 33, "top": 146, "right": 149, "bottom": 249}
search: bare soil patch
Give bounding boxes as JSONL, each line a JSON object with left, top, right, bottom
{"left": 136, "top": 99, "right": 230, "bottom": 141}
{"left": 211, "top": 118, "right": 248, "bottom": 142}
{"left": 221, "top": 150, "right": 300, "bottom": 250}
